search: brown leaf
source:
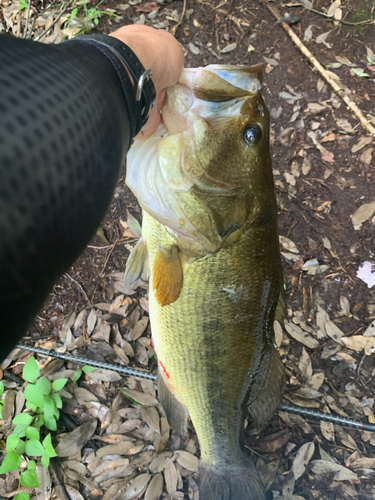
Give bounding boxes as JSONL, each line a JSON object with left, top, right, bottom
{"left": 136, "top": 2, "right": 158, "bottom": 12}
{"left": 144, "top": 473, "right": 164, "bottom": 500}
{"left": 321, "top": 151, "right": 335, "bottom": 163}
{"left": 292, "top": 442, "right": 315, "bottom": 480}
{"left": 310, "top": 460, "right": 357, "bottom": 480}
{"left": 121, "top": 389, "right": 159, "bottom": 406}
{"left": 351, "top": 136, "right": 373, "bottom": 153}
{"left": 258, "top": 429, "right": 291, "bottom": 453}
{"left": 360, "top": 147, "right": 373, "bottom": 165}
{"left": 175, "top": 451, "right": 199, "bottom": 472}
{"left": 56, "top": 419, "right": 97, "bottom": 457}
{"left": 320, "top": 133, "right": 336, "bottom": 142}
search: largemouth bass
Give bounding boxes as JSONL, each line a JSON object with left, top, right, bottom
{"left": 125, "top": 65, "right": 285, "bottom": 500}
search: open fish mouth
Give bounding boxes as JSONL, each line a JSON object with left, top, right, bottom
{"left": 126, "top": 65, "right": 269, "bottom": 252}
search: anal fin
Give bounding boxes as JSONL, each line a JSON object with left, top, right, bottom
{"left": 124, "top": 237, "right": 149, "bottom": 294}
{"left": 158, "top": 368, "right": 189, "bottom": 436}
{"left": 153, "top": 245, "right": 183, "bottom": 306}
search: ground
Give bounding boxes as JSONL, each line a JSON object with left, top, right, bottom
{"left": 0, "top": 0, "right": 375, "bottom": 499}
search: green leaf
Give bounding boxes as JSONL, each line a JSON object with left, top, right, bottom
{"left": 94, "top": 18, "right": 99, "bottom": 24}
{"left": 14, "top": 425, "right": 29, "bottom": 438}
{"left": 27, "top": 459, "right": 36, "bottom": 470}
{"left": 16, "top": 439, "right": 26, "bottom": 455}
{"left": 34, "top": 414, "right": 44, "bottom": 428}
{"left": 24, "top": 384, "right": 44, "bottom": 408}
{"left": 352, "top": 68, "right": 370, "bottom": 77}
{"left": 52, "top": 378, "right": 68, "bottom": 391}
{"left": 0, "top": 380, "right": 4, "bottom": 397}
{"left": 36, "top": 377, "right": 52, "bottom": 395}
{"left": 367, "top": 55, "right": 375, "bottom": 64}
{"left": 73, "top": 369, "right": 82, "bottom": 384}
{"left": 51, "top": 392, "right": 62, "bottom": 409}
{"left": 71, "top": 7, "right": 78, "bottom": 19}
{"left": 12, "top": 413, "right": 33, "bottom": 426}
{"left": 6, "top": 434, "right": 19, "bottom": 452}
{"left": 15, "top": 492, "right": 29, "bottom": 500}
{"left": 41, "top": 454, "right": 50, "bottom": 469}
{"left": 43, "top": 434, "right": 57, "bottom": 458}
{"left": 23, "top": 357, "right": 39, "bottom": 383}
{"left": 26, "top": 427, "right": 40, "bottom": 440}
{"left": 25, "top": 439, "right": 44, "bottom": 457}
{"left": 43, "top": 396, "right": 56, "bottom": 419}
{"left": 82, "top": 366, "right": 96, "bottom": 373}
{"left": 0, "top": 452, "right": 21, "bottom": 473}
{"left": 44, "top": 415, "right": 57, "bottom": 431}
{"left": 20, "top": 469, "right": 39, "bottom": 488}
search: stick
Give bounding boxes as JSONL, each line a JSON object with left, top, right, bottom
{"left": 266, "top": 3, "right": 375, "bottom": 138}
{"left": 33, "top": 0, "right": 73, "bottom": 42}
{"left": 23, "top": 0, "right": 32, "bottom": 38}
{"left": 171, "top": 0, "right": 187, "bottom": 35}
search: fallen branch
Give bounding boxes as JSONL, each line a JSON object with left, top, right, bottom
{"left": 266, "top": 3, "right": 375, "bottom": 138}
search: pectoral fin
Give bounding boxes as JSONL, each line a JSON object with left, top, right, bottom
{"left": 153, "top": 246, "right": 183, "bottom": 306}
{"left": 124, "top": 238, "right": 149, "bottom": 294}
{"left": 158, "top": 368, "right": 189, "bottom": 436}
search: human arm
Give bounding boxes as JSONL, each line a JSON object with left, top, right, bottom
{"left": 0, "top": 27, "right": 183, "bottom": 360}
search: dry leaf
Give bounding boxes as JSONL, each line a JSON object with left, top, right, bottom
{"left": 363, "top": 320, "right": 375, "bottom": 337}
{"left": 279, "top": 236, "right": 299, "bottom": 254}
{"left": 315, "top": 31, "right": 332, "bottom": 48}
{"left": 310, "top": 460, "right": 357, "bottom": 480}
{"left": 360, "top": 147, "right": 373, "bottom": 165}
{"left": 298, "top": 348, "right": 312, "bottom": 381}
{"left": 341, "top": 335, "right": 375, "bottom": 355}
{"left": 164, "top": 461, "right": 178, "bottom": 494}
{"left": 324, "top": 320, "right": 345, "bottom": 344}
{"left": 284, "top": 321, "right": 320, "bottom": 348}
{"left": 349, "top": 457, "right": 375, "bottom": 469}
{"left": 87, "top": 369, "right": 123, "bottom": 382}
{"left": 141, "top": 406, "right": 160, "bottom": 433}
{"left": 221, "top": 42, "right": 237, "bottom": 53}
{"left": 56, "top": 419, "right": 97, "bottom": 457}
{"left": 175, "top": 451, "right": 199, "bottom": 472}
{"left": 351, "top": 136, "right": 373, "bottom": 153}
{"left": 304, "top": 25, "right": 313, "bottom": 41}
{"left": 144, "top": 473, "right": 164, "bottom": 500}
{"left": 292, "top": 442, "right": 315, "bottom": 480}
{"left": 96, "top": 441, "right": 144, "bottom": 459}
{"left": 321, "top": 151, "right": 335, "bottom": 163}
{"left": 122, "top": 388, "right": 159, "bottom": 406}
{"left": 130, "top": 317, "right": 149, "bottom": 340}
{"left": 350, "top": 200, "right": 375, "bottom": 230}
{"left": 123, "top": 474, "right": 151, "bottom": 499}
{"left": 320, "top": 419, "right": 335, "bottom": 442}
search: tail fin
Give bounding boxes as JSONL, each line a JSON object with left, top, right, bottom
{"left": 199, "top": 460, "right": 266, "bottom": 500}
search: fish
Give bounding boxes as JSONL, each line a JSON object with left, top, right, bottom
{"left": 125, "top": 65, "right": 285, "bottom": 500}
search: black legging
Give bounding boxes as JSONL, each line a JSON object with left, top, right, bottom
{"left": 0, "top": 35, "right": 139, "bottom": 360}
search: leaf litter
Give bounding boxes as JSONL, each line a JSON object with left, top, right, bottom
{"left": 1, "top": 0, "right": 375, "bottom": 498}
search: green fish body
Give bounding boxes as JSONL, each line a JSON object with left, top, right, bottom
{"left": 126, "top": 65, "right": 285, "bottom": 500}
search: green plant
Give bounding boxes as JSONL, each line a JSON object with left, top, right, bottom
{"left": 18, "top": 0, "right": 28, "bottom": 10}
{"left": 64, "top": 0, "right": 118, "bottom": 36}
{"left": 0, "top": 357, "right": 68, "bottom": 500}
{"left": 73, "top": 365, "right": 96, "bottom": 384}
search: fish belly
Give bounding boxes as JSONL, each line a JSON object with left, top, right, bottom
{"left": 143, "top": 211, "right": 282, "bottom": 467}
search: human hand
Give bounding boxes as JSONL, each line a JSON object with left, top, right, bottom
{"left": 109, "top": 25, "right": 184, "bottom": 139}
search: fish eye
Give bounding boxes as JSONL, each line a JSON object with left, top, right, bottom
{"left": 244, "top": 124, "right": 262, "bottom": 145}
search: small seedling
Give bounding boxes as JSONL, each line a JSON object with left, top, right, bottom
{"left": 18, "top": 0, "right": 28, "bottom": 10}
{"left": 0, "top": 357, "right": 68, "bottom": 500}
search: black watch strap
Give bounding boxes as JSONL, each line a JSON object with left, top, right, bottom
{"left": 74, "top": 34, "right": 157, "bottom": 134}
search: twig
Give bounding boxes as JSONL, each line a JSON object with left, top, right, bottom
{"left": 23, "top": 0, "right": 32, "bottom": 38}
{"left": 33, "top": 0, "right": 73, "bottom": 42}
{"left": 100, "top": 239, "right": 118, "bottom": 275}
{"left": 171, "top": 0, "right": 187, "bottom": 35}
{"left": 266, "top": 3, "right": 375, "bottom": 138}
{"left": 26, "top": 0, "right": 59, "bottom": 39}
{"left": 300, "top": 4, "right": 375, "bottom": 26}
{"left": 64, "top": 273, "right": 92, "bottom": 307}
